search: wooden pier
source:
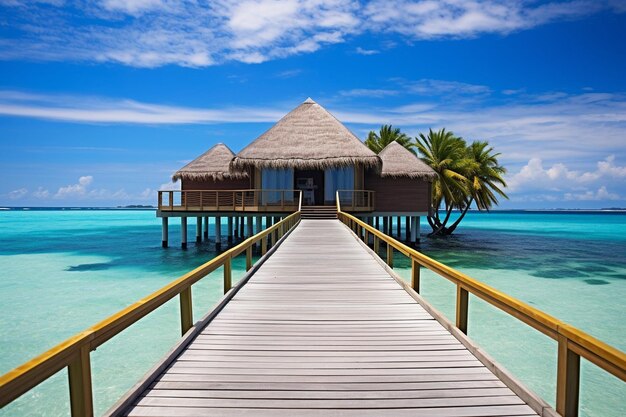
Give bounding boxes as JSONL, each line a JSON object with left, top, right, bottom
{"left": 113, "top": 220, "right": 545, "bottom": 417}
{"left": 1, "top": 206, "right": 624, "bottom": 417}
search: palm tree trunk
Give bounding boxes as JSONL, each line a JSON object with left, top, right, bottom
{"left": 444, "top": 198, "right": 473, "bottom": 235}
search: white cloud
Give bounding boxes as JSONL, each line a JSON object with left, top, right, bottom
{"left": 564, "top": 186, "right": 620, "bottom": 201}
{"left": 55, "top": 175, "right": 93, "bottom": 198}
{"left": 0, "top": 90, "right": 285, "bottom": 124}
{"left": 508, "top": 156, "right": 626, "bottom": 192}
{"left": 8, "top": 188, "right": 28, "bottom": 199}
{"left": 159, "top": 180, "right": 181, "bottom": 191}
{"left": 339, "top": 88, "right": 399, "bottom": 98}
{"left": 0, "top": 1, "right": 620, "bottom": 67}
{"left": 33, "top": 187, "right": 50, "bottom": 198}
{"left": 355, "top": 47, "right": 379, "bottom": 55}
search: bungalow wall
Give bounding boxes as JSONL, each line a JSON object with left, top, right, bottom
{"left": 181, "top": 177, "right": 250, "bottom": 191}
{"left": 364, "top": 171, "right": 431, "bottom": 213}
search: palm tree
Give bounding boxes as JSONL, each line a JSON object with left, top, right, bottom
{"left": 365, "top": 125, "right": 415, "bottom": 154}
{"left": 445, "top": 141, "right": 508, "bottom": 234}
{"left": 415, "top": 128, "right": 469, "bottom": 235}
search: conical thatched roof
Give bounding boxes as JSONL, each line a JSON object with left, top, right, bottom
{"left": 379, "top": 141, "right": 437, "bottom": 180}
{"left": 231, "top": 98, "right": 380, "bottom": 170}
{"left": 172, "top": 143, "right": 247, "bottom": 181}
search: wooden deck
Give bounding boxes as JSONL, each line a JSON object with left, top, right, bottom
{"left": 119, "top": 220, "right": 541, "bottom": 417}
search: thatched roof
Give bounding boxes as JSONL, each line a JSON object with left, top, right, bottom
{"left": 379, "top": 141, "right": 437, "bottom": 180}
{"left": 172, "top": 143, "right": 248, "bottom": 181}
{"left": 231, "top": 98, "right": 380, "bottom": 170}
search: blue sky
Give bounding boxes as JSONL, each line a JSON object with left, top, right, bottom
{"left": 1, "top": 0, "right": 625, "bottom": 208}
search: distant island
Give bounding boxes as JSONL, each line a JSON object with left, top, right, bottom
{"left": 116, "top": 205, "right": 155, "bottom": 209}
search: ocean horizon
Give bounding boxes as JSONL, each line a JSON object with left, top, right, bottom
{"left": 1, "top": 209, "right": 624, "bottom": 416}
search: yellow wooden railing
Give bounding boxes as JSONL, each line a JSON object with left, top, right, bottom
{"left": 336, "top": 189, "right": 375, "bottom": 211}
{"left": 158, "top": 189, "right": 301, "bottom": 212}
{"left": 0, "top": 210, "right": 301, "bottom": 417}
{"left": 336, "top": 193, "right": 625, "bottom": 417}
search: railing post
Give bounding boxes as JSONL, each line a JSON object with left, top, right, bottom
{"left": 68, "top": 345, "right": 94, "bottom": 417}
{"left": 261, "top": 234, "right": 267, "bottom": 256}
{"left": 411, "top": 259, "right": 420, "bottom": 293}
{"left": 456, "top": 285, "right": 469, "bottom": 334}
{"left": 374, "top": 236, "right": 380, "bottom": 255}
{"left": 224, "top": 256, "right": 232, "bottom": 294}
{"left": 158, "top": 192, "right": 162, "bottom": 208}
{"left": 557, "top": 335, "right": 581, "bottom": 417}
{"left": 246, "top": 246, "right": 252, "bottom": 271}
{"left": 271, "top": 228, "right": 277, "bottom": 247}
{"left": 179, "top": 287, "right": 193, "bottom": 335}
{"left": 169, "top": 191, "right": 173, "bottom": 209}
{"left": 386, "top": 244, "right": 393, "bottom": 268}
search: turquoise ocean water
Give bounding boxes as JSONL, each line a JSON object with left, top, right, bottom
{"left": 0, "top": 209, "right": 624, "bottom": 416}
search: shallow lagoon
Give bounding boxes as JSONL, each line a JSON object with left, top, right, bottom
{"left": 0, "top": 209, "right": 624, "bottom": 416}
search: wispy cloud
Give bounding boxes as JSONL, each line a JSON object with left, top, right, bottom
{"left": 0, "top": 90, "right": 285, "bottom": 124}
{"left": 355, "top": 46, "right": 379, "bottom": 55}
{"left": 0, "top": 1, "right": 622, "bottom": 67}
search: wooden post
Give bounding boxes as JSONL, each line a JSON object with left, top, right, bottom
{"left": 375, "top": 216, "right": 380, "bottom": 230}
{"left": 180, "top": 217, "right": 187, "bottom": 249}
{"left": 456, "top": 286, "right": 469, "bottom": 334}
{"left": 246, "top": 246, "right": 252, "bottom": 271}
{"left": 557, "top": 335, "right": 581, "bottom": 417}
{"left": 271, "top": 228, "right": 277, "bottom": 247}
{"left": 396, "top": 216, "right": 401, "bottom": 237}
{"left": 374, "top": 236, "right": 380, "bottom": 255}
{"left": 227, "top": 217, "right": 233, "bottom": 242}
{"left": 410, "top": 216, "right": 418, "bottom": 244}
{"left": 161, "top": 217, "right": 168, "bottom": 248}
{"left": 383, "top": 216, "right": 389, "bottom": 235}
{"left": 223, "top": 256, "right": 232, "bottom": 294}
{"left": 179, "top": 287, "right": 193, "bottom": 335}
{"left": 405, "top": 216, "right": 410, "bottom": 241}
{"left": 240, "top": 217, "right": 245, "bottom": 237}
{"left": 247, "top": 216, "right": 253, "bottom": 238}
{"left": 386, "top": 244, "right": 393, "bottom": 268}
{"left": 261, "top": 233, "right": 267, "bottom": 256}
{"left": 203, "top": 216, "right": 209, "bottom": 239}
{"left": 196, "top": 217, "right": 202, "bottom": 243}
{"left": 215, "top": 216, "right": 221, "bottom": 246}
{"left": 234, "top": 216, "right": 239, "bottom": 239}
{"left": 411, "top": 259, "right": 420, "bottom": 293}
{"left": 256, "top": 216, "right": 262, "bottom": 249}
{"left": 68, "top": 345, "right": 94, "bottom": 417}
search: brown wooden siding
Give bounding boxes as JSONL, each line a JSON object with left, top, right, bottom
{"left": 364, "top": 171, "right": 431, "bottom": 212}
{"left": 182, "top": 177, "right": 250, "bottom": 191}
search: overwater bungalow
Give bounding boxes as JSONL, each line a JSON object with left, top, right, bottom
{"left": 158, "top": 98, "right": 436, "bottom": 248}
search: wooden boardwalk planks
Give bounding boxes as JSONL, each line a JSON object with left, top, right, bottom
{"left": 121, "top": 220, "right": 540, "bottom": 417}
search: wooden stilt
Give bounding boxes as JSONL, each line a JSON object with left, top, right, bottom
{"left": 247, "top": 216, "right": 253, "bottom": 238}
{"left": 203, "top": 216, "right": 208, "bottom": 239}
{"left": 240, "top": 217, "right": 245, "bottom": 237}
{"left": 410, "top": 216, "right": 418, "bottom": 244}
{"left": 161, "top": 217, "right": 168, "bottom": 248}
{"left": 396, "top": 216, "right": 401, "bottom": 237}
{"left": 405, "top": 216, "right": 410, "bottom": 241}
{"left": 227, "top": 217, "right": 233, "bottom": 242}
{"left": 181, "top": 217, "right": 187, "bottom": 249}
{"left": 196, "top": 217, "right": 202, "bottom": 243}
{"left": 382, "top": 217, "right": 388, "bottom": 236}
{"left": 375, "top": 216, "right": 380, "bottom": 230}
{"left": 215, "top": 216, "right": 221, "bottom": 246}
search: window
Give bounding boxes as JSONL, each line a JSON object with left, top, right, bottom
{"left": 261, "top": 169, "right": 294, "bottom": 204}
{"left": 324, "top": 166, "right": 354, "bottom": 203}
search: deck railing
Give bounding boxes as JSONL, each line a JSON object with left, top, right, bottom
{"left": 0, "top": 210, "right": 301, "bottom": 417}
{"left": 336, "top": 192, "right": 625, "bottom": 417}
{"left": 158, "top": 189, "right": 302, "bottom": 212}
{"left": 336, "top": 189, "right": 375, "bottom": 211}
